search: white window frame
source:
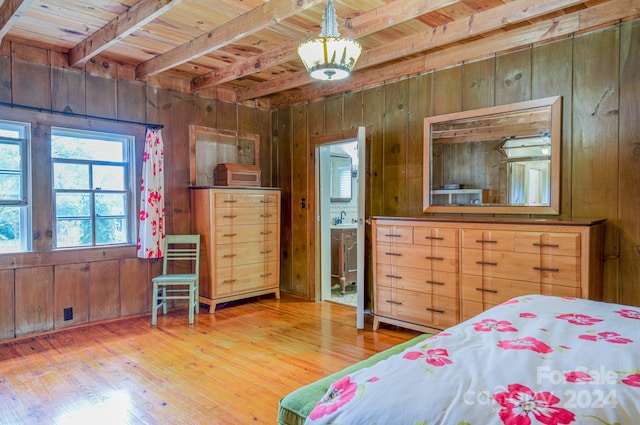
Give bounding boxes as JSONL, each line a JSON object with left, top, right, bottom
{"left": 0, "top": 119, "right": 31, "bottom": 252}
{"left": 51, "top": 127, "right": 135, "bottom": 248}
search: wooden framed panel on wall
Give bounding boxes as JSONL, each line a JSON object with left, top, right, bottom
{"left": 189, "top": 125, "right": 260, "bottom": 186}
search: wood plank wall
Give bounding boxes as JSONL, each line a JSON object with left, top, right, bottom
{"left": 0, "top": 41, "right": 272, "bottom": 342}
{"left": 273, "top": 21, "right": 640, "bottom": 308}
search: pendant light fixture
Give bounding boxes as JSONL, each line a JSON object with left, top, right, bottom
{"left": 297, "top": 0, "right": 362, "bottom": 81}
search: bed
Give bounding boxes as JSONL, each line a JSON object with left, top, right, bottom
{"left": 279, "top": 295, "right": 640, "bottom": 425}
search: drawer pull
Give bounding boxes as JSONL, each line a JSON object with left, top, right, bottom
{"left": 261, "top": 214, "right": 273, "bottom": 218}
{"left": 475, "top": 239, "right": 497, "bottom": 244}
{"left": 385, "top": 300, "right": 402, "bottom": 305}
{"left": 223, "top": 200, "right": 238, "bottom": 203}
{"left": 425, "top": 256, "right": 443, "bottom": 261}
{"left": 475, "top": 261, "right": 497, "bottom": 266}
{"left": 533, "top": 266, "right": 560, "bottom": 272}
{"left": 223, "top": 254, "right": 237, "bottom": 258}
{"left": 223, "top": 279, "right": 237, "bottom": 283}
{"left": 385, "top": 252, "right": 402, "bottom": 256}
{"left": 223, "top": 233, "right": 237, "bottom": 237}
{"left": 261, "top": 250, "right": 272, "bottom": 254}
{"left": 533, "top": 243, "right": 560, "bottom": 248}
{"left": 424, "top": 236, "right": 444, "bottom": 240}
{"left": 223, "top": 215, "right": 237, "bottom": 218}
{"left": 426, "top": 280, "right": 444, "bottom": 286}
{"left": 261, "top": 272, "right": 273, "bottom": 277}
{"left": 426, "top": 307, "right": 445, "bottom": 314}
{"left": 385, "top": 274, "right": 402, "bottom": 279}
{"left": 476, "top": 288, "right": 498, "bottom": 294}
{"left": 261, "top": 231, "right": 273, "bottom": 235}
{"left": 384, "top": 234, "right": 402, "bottom": 238}
{"left": 261, "top": 200, "right": 273, "bottom": 204}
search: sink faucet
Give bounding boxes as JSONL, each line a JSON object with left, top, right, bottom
{"left": 340, "top": 211, "right": 347, "bottom": 222}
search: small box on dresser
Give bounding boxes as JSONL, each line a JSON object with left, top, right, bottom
{"left": 191, "top": 187, "right": 281, "bottom": 312}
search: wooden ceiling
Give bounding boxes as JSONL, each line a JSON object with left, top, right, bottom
{"left": 1, "top": 0, "right": 638, "bottom": 106}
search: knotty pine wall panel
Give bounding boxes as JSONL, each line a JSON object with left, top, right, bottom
{"left": 572, "top": 27, "right": 621, "bottom": 304}
{"left": 0, "top": 270, "right": 15, "bottom": 340}
{"left": 89, "top": 260, "right": 121, "bottom": 322}
{"left": 119, "top": 258, "right": 153, "bottom": 317}
{"left": 308, "top": 99, "right": 325, "bottom": 137}
{"left": 291, "top": 103, "right": 310, "bottom": 298}
{"left": 54, "top": 263, "right": 90, "bottom": 329}
{"left": 15, "top": 266, "right": 54, "bottom": 337}
{"left": 275, "top": 106, "right": 293, "bottom": 293}
{"left": 52, "top": 68, "right": 86, "bottom": 115}
{"left": 619, "top": 20, "right": 640, "bottom": 307}
{"left": 343, "top": 91, "right": 363, "bottom": 131}
{"left": 325, "top": 96, "right": 343, "bottom": 134}
{"left": 382, "top": 79, "right": 409, "bottom": 217}
{"left": 407, "top": 74, "right": 432, "bottom": 218}
{"left": 0, "top": 55, "right": 10, "bottom": 102}
{"left": 274, "top": 21, "right": 640, "bottom": 306}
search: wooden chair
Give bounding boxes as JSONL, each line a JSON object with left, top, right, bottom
{"left": 151, "top": 234, "right": 200, "bottom": 326}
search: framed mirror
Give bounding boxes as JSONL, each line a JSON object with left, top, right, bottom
{"left": 423, "top": 96, "right": 561, "bottom": 215}
{"left": 330, "top": 153, "right": 352, "bottom": 202}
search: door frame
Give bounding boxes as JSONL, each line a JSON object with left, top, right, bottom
{"left": 309, "top": 127, "right": 366, "bottom": 328}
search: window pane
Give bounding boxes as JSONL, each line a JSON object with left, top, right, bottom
{"left": 52, "top": 135, "right": 124, "bottom": 162}
{"left": 56, "top": 193, "right": 91, "bottom": 218}
{"left": 57, "top": 219, "right": 92, "bottom": 247}
{"left": 0, "top": 207, "right": 21, "bottom": 253}
{"left": 0, "top": 143, "right": 21, "bottom": 170}
{"left": 54, "top": 163, "right": 90, "bottom": 189}
{"left": 96, "top": 218, "right": 127, "bottom": 245}
{"left": 93, "top": 165, "right": 125, "bottom": 190}
{"left": 0, "top": 173, "right": 21, "bottom": 200}
{"left": 96, "top": 193, "right": 126, "bottom": 216}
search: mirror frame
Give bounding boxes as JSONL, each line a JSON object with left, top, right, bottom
{"left": 423, "top": 96, "right": 562, "bottom": 215}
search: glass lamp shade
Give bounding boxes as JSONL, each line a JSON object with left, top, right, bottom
{"left": 297, "top": 36, "right": 362, "bottom": 81}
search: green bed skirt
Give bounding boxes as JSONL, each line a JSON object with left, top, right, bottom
{"left": 277, "top": 333, "right": 432, "bottom": 425}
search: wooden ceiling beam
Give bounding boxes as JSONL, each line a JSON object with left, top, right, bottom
{"left": 0, "top": 0, "right": 34, "bottom": 42}
{"left": 68, "top": 0, "right": 183, "bottom": 68}
{"left": 190, "top": 0, "right": 460, "bottom": 92}
{"left": 135, "top": 0, "right": 324, "bottom": 81}
{"left": 237, "top": 0, "right": 588, "bottom": 102}
{"left": 268, "top": 0, "right": 640, "bottom": 107}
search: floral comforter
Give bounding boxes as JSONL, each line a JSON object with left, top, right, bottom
{"left": 305, "top": 295, "right": 640, "bottom": 425}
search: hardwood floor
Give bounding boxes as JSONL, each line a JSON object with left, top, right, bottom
{"left": 0, "top": 294, "right": 421, "bottom": 424}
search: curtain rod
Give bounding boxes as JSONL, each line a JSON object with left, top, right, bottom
{"left": 0, "top": 101, "right": 164, "bottom": 129}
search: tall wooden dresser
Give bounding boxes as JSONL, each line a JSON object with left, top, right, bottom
{"left": 191, "top": 187, "right": 281, "bottom": 312}
{"left": 372, "top": 217, "right": 605, "bottom": 333}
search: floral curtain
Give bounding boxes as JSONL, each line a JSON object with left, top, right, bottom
{"left": 137, "top": 128, "right": 165, "bottom": 258}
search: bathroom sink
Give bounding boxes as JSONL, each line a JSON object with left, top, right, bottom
{"left": 331, "top": 223, "right": 357, "bottom": 229}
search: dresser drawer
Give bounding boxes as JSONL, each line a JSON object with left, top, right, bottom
{"left": 461, "top": 274, "right": 540, "bottom": 304}
{"left": 214, "top": 206, "right": 279, "bottom": 226}
{"left": 214, "top": 261, "right": 279, "bottom": 296}
{"left": 214, "top": 240, "right": 279, "bottom": 267}
{"left": 461, "top": 229, "right": 515, "bottom": 251}
{"left": 462, "top": 249, "right": 540, "bottom": 281}
{"left": 377, "top": 243, "right": 458, "bottom": 272}
{"left": 376, "top": 226, "right": 413, "bottom": 244}
{"left": 375, "top": 287, "right": 458, "bottom": 329}
{"left": 214, "top": 192, "right": 278, "bottom": 208}
{"left": 215, "top": 223, "right": 279, "bottom": 244}
{"left": 413, "top": 227, "right": 458, "bottom": 248}
{"left": 376, "top": 263, "right": 458, "bottom": 297}
{"left": 515, "top": 232, "right": 580, "bottom": 256}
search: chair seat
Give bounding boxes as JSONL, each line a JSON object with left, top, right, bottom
{"left": 152, "top": 274, "right": 198, "bottom": 283}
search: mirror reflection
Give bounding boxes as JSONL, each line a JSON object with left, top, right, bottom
{"left": 423, "top": 96, "right": 561, "bottom": 215}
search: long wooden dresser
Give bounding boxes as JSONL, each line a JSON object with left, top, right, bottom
{"left": 372, "top": 216, "right": 605, "bottom": 333}
{"left": 191, "top": 187, "right": 281, "bottom": 312}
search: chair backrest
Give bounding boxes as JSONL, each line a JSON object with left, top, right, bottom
{"left": 162, "top": 234, "right": 200, "bottom": 276}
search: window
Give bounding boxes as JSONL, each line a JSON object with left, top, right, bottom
{"left": 0, "top": 120, "right": 30, "bottom": 253}
{"left": 52, "top": 128, "right": 134, "bottom": 248}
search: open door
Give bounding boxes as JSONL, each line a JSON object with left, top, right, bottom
{"left": 356, "top": 126, "right": 366, "bottom": 329}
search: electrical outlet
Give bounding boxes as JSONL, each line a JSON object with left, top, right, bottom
{"left": 63, "top": 307, "right": 73, "bottom": 321}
